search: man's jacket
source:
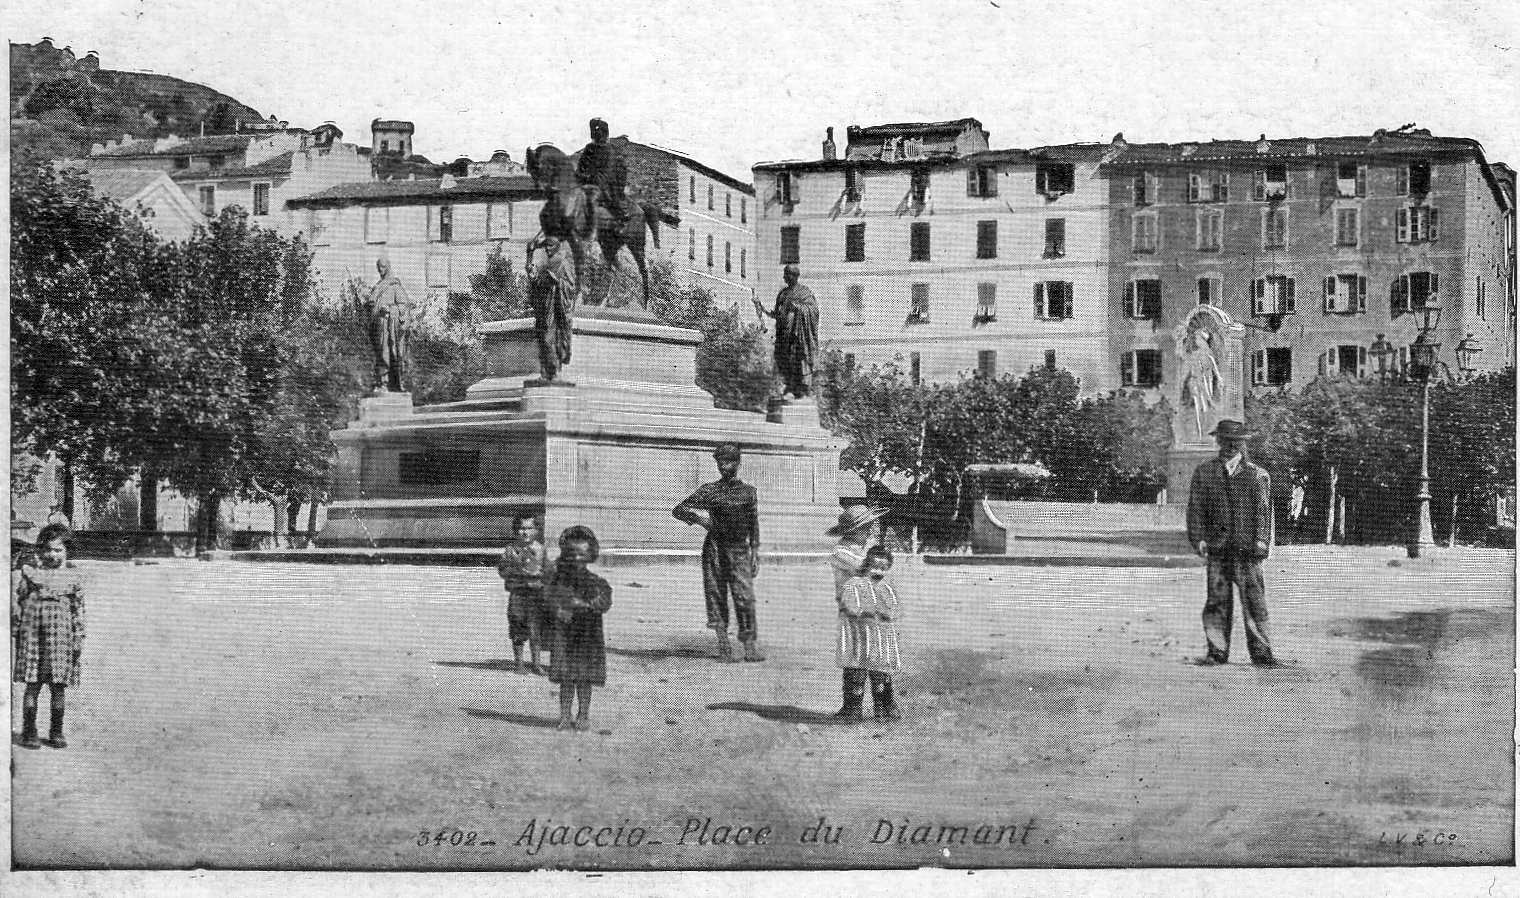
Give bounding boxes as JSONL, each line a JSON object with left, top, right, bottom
{"left": 1186, "top": 457, "right": 1272, "bottom": 557}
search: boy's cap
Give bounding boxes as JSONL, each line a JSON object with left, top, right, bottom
{"left": 713, "top": 443, "right": 742, "bottom": 462}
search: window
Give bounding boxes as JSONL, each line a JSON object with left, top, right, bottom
{"left": 1262, "top": 207, "right": 1289, "bottom": 249}
{"left": 1044, "top": 219, "right": 1066, "bottom": 258}
{"left": 1396, "top": 205, "right": 1439, "bottom": 243}
{"left": 1253, "top": 164, "right": 1288, "bottom": 200}
{"left": 974, "top": 282, "right": 997, "bottom": 324}
{"left": 688, "top": 228, "right": 696, "bottom": 261}
{"left": 426, "top": 253, "right": 450, "bottom": 288}
{"left": 1391, "top": 271, "right": 1439, "bottom": 315}
{"left": 1334, "top": 208, "right": 1359, "bottom": 246}
{"left": 910, "top": 167, "right": 930, "bottom": 205}
{"left": 690, "top": 175, "right": 696, "bottom": 204}
{"left": 740, "top": 197, "right": 747, "bottom": 223}
{"left": 429, "top": 205, "right": 453, "bottom": 243}
{"left": 908, "top": 283, "right": 930, "bottom": 324}
{"left": 977, "top": 350, "right": 998, "bottom": 379}
{"left": 780, "top": 225, "right": 800, "bottom": 264}
{"left": 1036, "top": 162, "right": 1075, "bottom": 197}
{"left": 198, "top": 185, "right": 215, "bottom": 216}
{"left": 724, "top": 241, "right": 732, "bottom": 274}
{"left": 1044, "top": 349, "right": 1057, "bottom": 371}
{"left": 777, "top": 172, "right": 796, "bottom": 206}
{"left": 207, "top": 155, "right": 225, "bottom": 170}
{"left": 967, "top": 165, "right": 998, "bottom": 198}
{"left": 1132, "top": 172, "right": 1152, "bottom": 206}
{"left": 1321, "top": 345, "right": 1368, "bottom": 377}
{"left": 1121, "top": 349, "right": 1162, "bottom": 387}
{"left": 174, "top": 156, "right": 190, "bottom": 170}
{"left": 364, "top": 207, "right": 389, "bottom": 244}
{"left": 844, "top": 285, "right": 865, "bottom": 325}
{"left": 1336, "top": 161, "right": 1367, "bottom": 198}
{"left": 707, "top": 184, "right": 714, "bottom": 211}
{"left": 1252, "top": 348, "right": 1293, "bottom": 386}
{"left": 1132, "top": 213, "right": 1158, "bottom": 253}
{"left": 976, "top": 220, "right": 998, "bottom": 259}
{"left": 1397, "top": 160, "right": 1432, "bottom": 195}
{"left": 1477, "top": 277, "right": 1487, "bottom": 319}
{"left": 380, "top": 140, "right": 389, "bottom": 153}
{"left": 252, "top": 183, "right": 270, "bottom": 216}
{"left": 739, "top": 249, "right": 747, "bottom": 279}
{"left": 706, "top": 234, "right": 713, "bottom": 268}
{"left": 1035, "top": 281, "right": 1074, "bottom": 320}
{"left": 909, "top": 352, "right": 922, "bottom": 385}
{"left": 910, "top": 222, "right": 931, "bottom": 261}
{"left": 1123, "top": 279, "right": 1162, "bottom": 319}
{"left": 844, "top": 223, "right": 866, "bottom": 262}
{"left": 1196, "top": 209, "right": 1223, "bottom": 251}
{"left": 844, "top": 167, "right": 863, "bottom": 203}
{"left": 1197, "top": 276, "right": 1222, "bottom": 306}
{"left": 725, "top": 192, "right": 732, "bottom": 218}
{"left": 1188, "top": 171, "right": 1228, "bottom": 202}
{"left": 487, "top": 202, "right": 513, "bottom": 239}
{"left": 1322, "top": 274, "right": 1368, "bottom": 313}
{"left": 1251, "top": 276, "right": 1297, "bottom": 316}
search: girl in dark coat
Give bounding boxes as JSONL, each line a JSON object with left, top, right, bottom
{"left": 546, "top": 526, "right": 613, "bottom": 731}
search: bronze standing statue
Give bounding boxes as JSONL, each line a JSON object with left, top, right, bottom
{"left": 366, "top": 257, "right": 414, "bottom": 393}
{"left": 526, "top": 233, "right": 577, "bottom": 384}
{"left": 753, "top": 264, "right": 820, "bottom": 399}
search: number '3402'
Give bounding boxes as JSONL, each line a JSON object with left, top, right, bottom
{"left": 417, "top": 830, "right": 478, "bottom": 847}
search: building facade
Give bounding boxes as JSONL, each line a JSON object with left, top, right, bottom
{"left": 74, "top": 166, "right": 206, "bottom": 242}
{"left": 1100, "top": 128, "right": 1515, "bottom": 396}
{"left": 753, "top": 119, "right": 1115, "bottom": 390}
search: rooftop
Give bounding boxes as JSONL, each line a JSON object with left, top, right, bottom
{"left": 75, "top": 166, "right": 174, "bottom": 202}
{"left": 170, "top": 151, "right": 296, "bottom": 182}
{"left": 847, "top": 118, "right": 985, "bottom": 139}
{"left": 93, "top": 133, "right": 251, "bottom": 158}
{"left": 287, "top": 174, "right": 542, "bottom": 208}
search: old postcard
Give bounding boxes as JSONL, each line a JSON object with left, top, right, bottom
{"left": 6, "top": 0, "right": 1518, "bottom": 894}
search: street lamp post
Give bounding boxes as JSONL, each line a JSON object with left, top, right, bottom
{"left": 1406, "top": 301, "right": 1442, "bottom": 558}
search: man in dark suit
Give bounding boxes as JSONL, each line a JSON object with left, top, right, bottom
{"left": 1186, "top": 419, "right": 1276, "bottom": 666}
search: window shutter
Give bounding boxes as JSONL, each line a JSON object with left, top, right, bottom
{"left": 1357, "top": 276, "right": 1367, "bottom": 311}
{"left": 1428, "top": 207, "right": 1440, "bottom": 242}
{"left": 1356, "top": 165, "right": 1367, "bottom": 197}
{"left": 1252, "top": 351, "right": 1265, "bottom": 385}
{"left": 1395, "top": 208, "right": 1409, "bottom": 243}
{"left": 986, "top": 168, "right": 998, "bottom": 198}
{"left": 1188, "top": 174, "right": 1201, "bottom": 202}
{"left": 1122, "top": 281, "right": 1135, "bottom": 318}
{"left": 1318, "top": 350, "right": 1328, "bottom": 376}
{"left": 1253, "top": 170, "right": 1266, "bottom": 200}
{"left": 1396, "top": 166, "right": 1409, "bottom": 195}
{"left": 1430, "top": 271, "right": 1439, "bottom": 299}
{"left": 1323, "top": 276, "right": 1335, "bottom": 312}
{"left": 1391, "top": 276, "right": 1408, "bottom": 315}
{"left": 1035, "top": 282, "right": 1046, "bottom": 318}
{"left": 1121, "top": 352, "right": 1134, "bottom": 386}
{"left": 1357, "top": 346, "right": 1369, "bottom": 378}
{"left": 1285, "top": 278, "right": 1296, "bottom": 314}
{"left": 967, "top": 168, "right": 978, "bottom": 197}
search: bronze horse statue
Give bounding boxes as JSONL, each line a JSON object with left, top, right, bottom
{"left": 524, "top": 143, "right": 664, "bottom": 308}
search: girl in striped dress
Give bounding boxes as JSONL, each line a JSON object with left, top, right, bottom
{"left": 837, "top": 546, "right": 902, "bottom": 721}
{"left": 12, "top": 524, "right": 85, "bottom": 750}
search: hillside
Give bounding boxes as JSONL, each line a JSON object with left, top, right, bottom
{"left": 10, "top": 38, "right": 265, "bottom": 163}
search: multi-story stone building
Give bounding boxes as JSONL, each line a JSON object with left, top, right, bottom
{"left": 288, "top": 136, "right": 757, "bottom": 309}
{"left": 1100, "top": 128, "right": 1515, "bottom": 393}
{"left": 753, "top": 119, "right": 1114, "bottom": 390}
{"left": 84, "top": 125, "right": 372, "bottom": 238}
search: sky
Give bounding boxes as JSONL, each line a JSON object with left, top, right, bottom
{"left": 8, "top": 0, "right": 1520, "bottom": 179}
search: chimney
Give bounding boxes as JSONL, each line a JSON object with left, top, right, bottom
{"left": 822, "top": 126, "right": 836, "bottom": 161}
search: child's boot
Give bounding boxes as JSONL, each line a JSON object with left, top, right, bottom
{"left": 19, "top": 707, "right": 40, "bottom": 750}
{"left": 556, "top": 684, "right": 575, "bottom": 731}
{"left": 511, "top": 643, "right": 524, "bottom": 673}
{"left": 46, "top": 708, "right": 66, "bottom": 749}
{"left": 574, "top": 686, "right": 592, "bottom": 732}
{"left": 833, "top": 670, "right": 864, "bottom": 723}
{"left": 741, "top": 639, "right": 766, "bottom": 663}
{"left": 714, "top": 630, "right": 736, "bottom": 663}
{"left": 874, "top": 680, "right": 901, "bottom": 721}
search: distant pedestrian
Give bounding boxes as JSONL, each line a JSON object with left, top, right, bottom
{"left": 837, "top": 546, "right": 902, "bottom": 721}
{"left": 672, "top": 444, "right": 764, "bottom": 663}
{"left": 826, "top": 504, "right": 888, "bottom": 721}
{"left": 545, "top": 526, "right": 613, "bottom": 731}
{"left": 498, "top": 514, "right": 550, "bottom": 674}
{"left": 1186, "top": 419, "right": 1275, "bottom": 666}
{"left": 12, "top": 524, "right": 84, "bottom": 749}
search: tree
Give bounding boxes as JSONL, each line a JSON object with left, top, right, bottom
{"left": 1052, "top": 390, "right": 1172, "bottom": 502}
{"left": 644, "top": 262, "right": 772, "bottom": 412}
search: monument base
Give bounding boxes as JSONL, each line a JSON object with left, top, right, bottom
{"left": 1165, "top": 445, "right": 1217, "bottom": 507}
{"left": 766, "top": 396, "right": 819, "bottom": 425}
{"left": 322, "top": 314, "right": 843, "bottom": 552}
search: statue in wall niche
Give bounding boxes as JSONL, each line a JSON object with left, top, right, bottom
{"left": 526, "top": 232, "right": 578, "bottom": 385}
{"left": 752, "top": 264, "right": 820, "bottom": 400}
{"left": 365, "top": 257, "right": 416, "bottom": 393}
{"left": 1174, "top": 306, "right": 1225, "bottom": 442}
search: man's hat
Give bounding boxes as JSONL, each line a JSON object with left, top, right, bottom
{"left": 713, "top": 443, "right": 742, "bottom": 462}
{"left": 1210, "top": 419, "right": 1253, "bottom": 439}
{"left": 826, "top": 504, "right": 889, "bottom": 536}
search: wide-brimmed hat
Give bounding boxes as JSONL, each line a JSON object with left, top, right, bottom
{"left": 1210, "top": 419, "right": 1253, "bottom": 440}
{"left": 826, "top": 504, "right": 889, "bottom": 536}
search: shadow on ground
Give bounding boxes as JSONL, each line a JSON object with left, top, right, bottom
{"left": 706, "top": 701, "right": 852, "bottom": 725}
{"left": 461, "top": 707, "right": 562, "bottom": 729}
{"left": 433, "top": 659, "right": 546, "bottom": 675}
{"left": 607, "top": 644, "right": 716, "bottom": 661}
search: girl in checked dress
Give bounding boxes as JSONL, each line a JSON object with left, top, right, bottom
{"left": 837, "top": 546, "right": 902, "bottom": 722}
{"left": 12, "top": 524, "right": 85, "bottom": 749}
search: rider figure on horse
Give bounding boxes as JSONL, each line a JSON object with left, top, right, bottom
{"left": 576, "top": 118, "right": 632, "bottom": 225}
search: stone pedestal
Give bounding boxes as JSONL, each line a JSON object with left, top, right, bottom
{"left": 322, "top": 311, "right": 843, "bottom": 552}
{"left": 766, "top": 396, "right": 819, "bottom": 426}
